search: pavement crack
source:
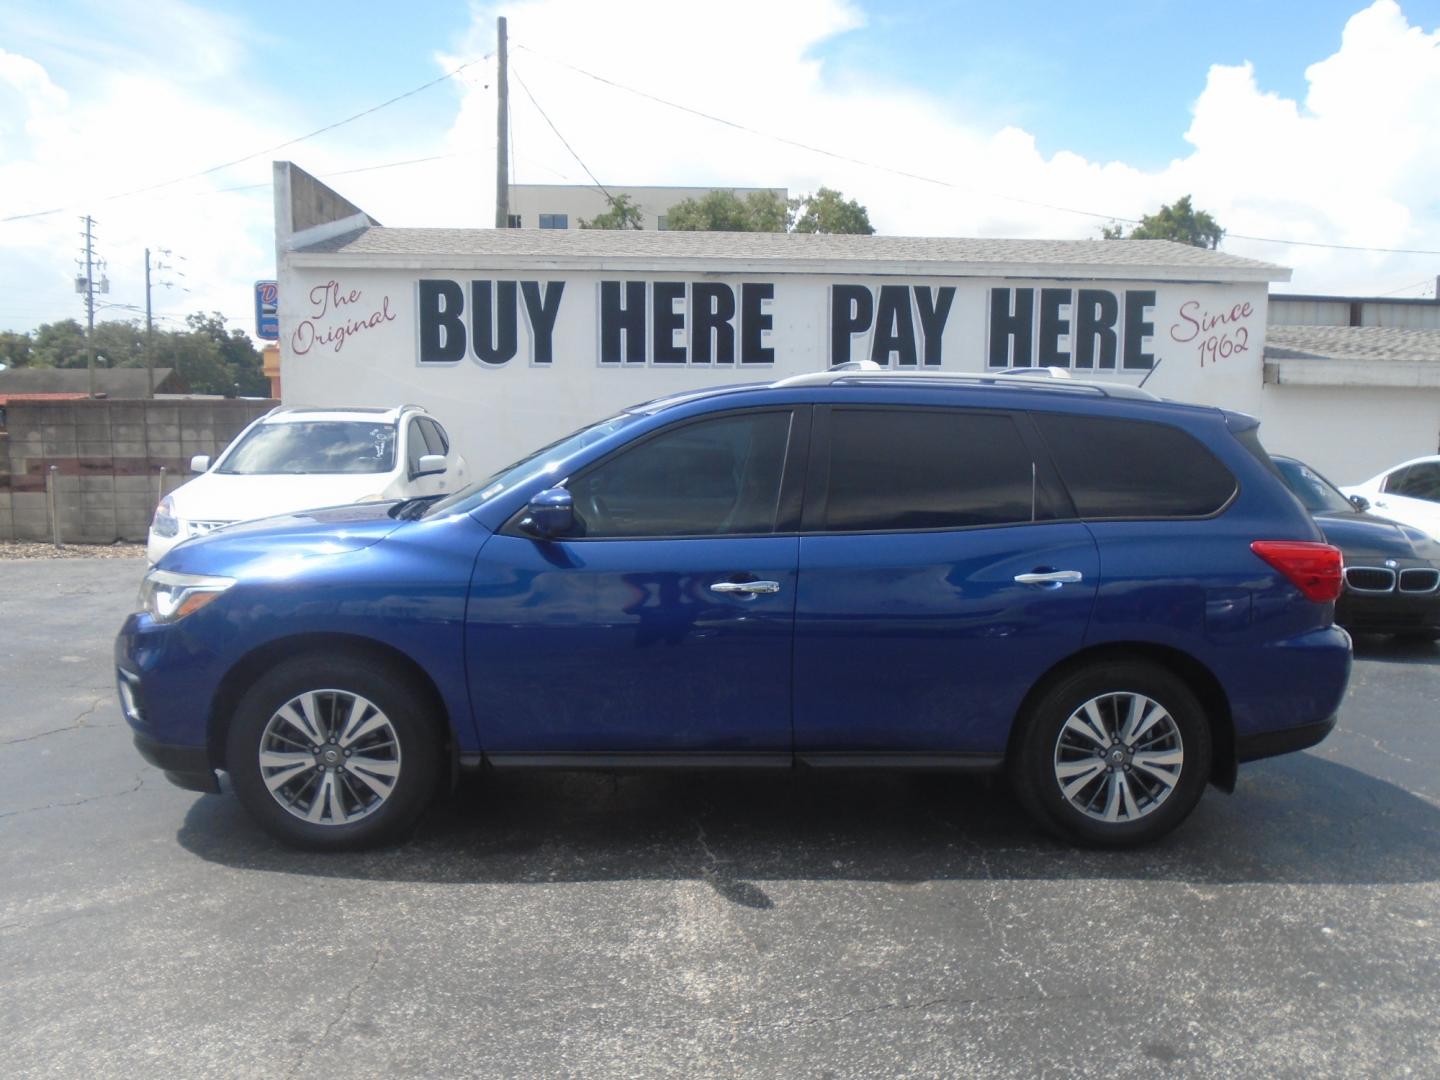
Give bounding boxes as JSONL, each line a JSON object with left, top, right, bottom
{"left": 286, "top": 943, "right": 386, "bottom": 1080}
{"left": 2, "top": 696, "right": 115, "bottom": 747}
{"left": 0, "top": 776, "right": 144, "bottom": 820}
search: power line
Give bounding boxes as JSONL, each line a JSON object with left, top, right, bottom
{"left": 2, "top": 54, "right": 492, "bottom": 224}
{"left": 513, "top": 42, "right": 1440, "bottom": 257}
{"left": 511, "top": 65, "right": 614, "bottom": 205}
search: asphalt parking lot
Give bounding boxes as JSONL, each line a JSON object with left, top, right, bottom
{"left": 2, "top": 557, "right": 1438, "bottom": 1078}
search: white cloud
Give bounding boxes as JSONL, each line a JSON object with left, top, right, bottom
{"left": 1, "top": 0, "right": 1437, "bottom": 343}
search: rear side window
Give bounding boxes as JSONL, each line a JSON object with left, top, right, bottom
{"left": 1033, "top": 413, "right": 1236, "bottom": 519}
{"left": 822, "top": 409, "right": 1036, "bottom": 531}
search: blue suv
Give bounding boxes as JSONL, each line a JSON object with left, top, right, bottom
{"left": 116, "top": 371, "right": 1351, "bottom": 850}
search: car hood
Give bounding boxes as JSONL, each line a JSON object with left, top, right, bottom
{"left": 161, "top": 501, "right": 407, "bottom": 574}
{"left": 167, "top": 471, "right": 397, "bottom": 523}
{"left": 1313, "top": 510, "right": 1440, "bottom": 560}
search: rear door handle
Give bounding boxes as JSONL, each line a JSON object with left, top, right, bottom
{"left": 710, "top": 580, "right": 781, "bottom": 595}
{"left": 1013, "top": 570, "right": 1084, "bottom": 586}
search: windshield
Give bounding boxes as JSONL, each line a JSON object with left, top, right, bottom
{"left": 218, "top": 421, "right": 398, "bottom": 475}
{"left": 424, "top": 413, "right": 641, "bottom": 517}
{"left": 1276, "top": 458, "right": 1354, "bottom": 515}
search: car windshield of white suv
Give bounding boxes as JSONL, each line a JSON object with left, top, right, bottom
{"left": 218, "top": 421, "right": 397, "bottom": 474}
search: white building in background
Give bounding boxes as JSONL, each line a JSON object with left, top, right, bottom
{"left": 507, "top": 184, "right": 788, "bottom": 231}
{"left": 273, "top": 162, "right": 1440, "bottom": 484}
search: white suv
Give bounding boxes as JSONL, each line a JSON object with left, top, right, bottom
{"left": 147, "top": 405, "right": 467, "bottom": 564}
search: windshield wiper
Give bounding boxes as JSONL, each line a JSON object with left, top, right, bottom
{"left": 388, "top": 495, "right": 443, "bottom": 520}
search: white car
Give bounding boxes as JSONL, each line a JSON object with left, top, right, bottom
{"left": 147, "top": 405, "right": 467, "bottom": 564}
{"left": 1343, "top": 455, "right": 1440, "bottom": 542}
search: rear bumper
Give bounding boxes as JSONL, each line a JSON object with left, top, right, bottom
{"left": 1236, "top": 714, "right": 1338, "bottom": 764}
{"left": 133, "top": 732, "right": 221, "bottom": 794}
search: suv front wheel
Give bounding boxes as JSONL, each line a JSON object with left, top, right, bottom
{"left": 226, "top": 655, "right": 443, "bottom": 851}
{"left": 1010, "top": 660, "right": 1213, "bottom": 847}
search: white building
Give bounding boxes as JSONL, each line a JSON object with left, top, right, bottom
{"left": 508, "top": 184, "right": 788, "bottom": 231}
{"left": 273, "top": 162, "right": 1440, "bottom": 484}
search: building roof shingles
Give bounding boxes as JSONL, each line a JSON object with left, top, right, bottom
{"left": 1265, "top": 326, "right": 1440, "bottom": 364}
{"left": 294, "top": 226, "right": 1286, "bottom": 276}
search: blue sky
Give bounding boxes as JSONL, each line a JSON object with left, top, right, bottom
{"left": 2, "top": 0, "right": 1439, "bottom": 337}
{"left": 814, "top": 0, "right": 1440, "bottom": 167}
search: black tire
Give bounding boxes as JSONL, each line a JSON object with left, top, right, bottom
{"left": 1393, "top": 630, "right": 1440, "bottom": 643}
{"left": 1009, "top": 661, "right": 1212, "bottom": 847}
{"left": 225, "top": 654, "right": 444, "bottom": 851}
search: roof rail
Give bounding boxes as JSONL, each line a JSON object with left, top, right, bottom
{"left": 770, "top": 367, "right": 1158, "bottom": 400}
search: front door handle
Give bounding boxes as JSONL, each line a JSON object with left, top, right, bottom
{"left": 1014, "top": 570, "right": 1084, "bottom": 586}
{"left": 710, "top": 580, "right": 781, "bottom": 595}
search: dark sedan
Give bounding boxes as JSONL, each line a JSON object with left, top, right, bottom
{"left": 1275, "top": 455, "right": 1440, "bottom": 640}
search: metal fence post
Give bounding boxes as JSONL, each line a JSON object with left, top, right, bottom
{"left": 46, "top": 465, "right": 61, "bottom": 549}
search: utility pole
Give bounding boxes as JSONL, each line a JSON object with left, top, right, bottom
{"left": 75, "top": 217, "right": 107, "bottom": 397}
{"left": 145, "top": 247, "right": 154, "bottom": 397}
{"left": 495, "top": 15, "right": 509, "bottom": 229}
{"left": 143, "top": 247, "right": 183, "bottom": 396}
{"left": 83, "top": 216, "right": 96, "bottom": 396}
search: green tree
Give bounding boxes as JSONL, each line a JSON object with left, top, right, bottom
{"left": 1102, "top": 195, "right": 1224, "bottom": 249}
{"left": 30, "top": 319, "right": 89, "bottom": 368}
{"left": 789, "top": 187, "right": 874, "bottom": 235}
{"left": 91, "top": 320, "right": 147, "bottom": 369}
{"left": 665, "top": 189, "right": 790, "bottom": 232}
{"left": 579, "top": 193, "right": 644, "bottom": 230}
{"left": 185, "top": 312, "right": 268, "bottom": 396}
{"left": 0, "top": 330, "right": 33, "bottom": 369}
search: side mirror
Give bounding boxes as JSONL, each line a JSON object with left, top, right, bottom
{"left": 520, "top": 487, "right": 573, "bottom": 538}
{"left": 414, "top": 453, "right": 447, "bottom": 479}
{"left": 190, "top": 454, "right": 211, "bottom": 474}
{"left": 1349, "top": 494, "right": 1370, "bottom": 513}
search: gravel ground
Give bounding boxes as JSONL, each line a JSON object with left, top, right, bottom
{"left": 0, "top": 541, "right": 145, "bottom": 559}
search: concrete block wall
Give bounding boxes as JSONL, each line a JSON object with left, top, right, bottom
{"left": 0, "top": 399, "right": 276, "bottom": 544}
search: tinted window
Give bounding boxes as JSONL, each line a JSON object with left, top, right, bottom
{"left": 822, "top": 409, "right": 1036, "bottom": 532}
{"left": 218, "top": 421, "right": 397, "bottom": 475}
{"left": 1275, "top": 458, "right": 1353, "bottom": 514}
{"left": 565, "top": 411, "right": 791, "bottom": 538}
{"left": 1033, "top": 413, "right": 1235, "bottom": 518}
{"left": 419, "top": 418, "right": 449, "bottom": 455}
{"left": 406, "top": 418, "right": 428, "bottom": 474}
{"left": 1388, "top": 463, "right": 1440, "bottom": 502}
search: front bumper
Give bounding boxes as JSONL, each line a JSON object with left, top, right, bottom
{"left": 132, "top": 731, "right": 220, "bottom": 793}
{"left": 1336, "top": 591, "right": 1440, "bottom": 635}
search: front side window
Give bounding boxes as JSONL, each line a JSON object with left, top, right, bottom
{"left": 822, "top": 409, "right": 1036, "bottom": 532}
{"left": 563, "top": 411, "right": 792, "bottom": 538}
{"left": 1387, "top": 463, "right": 1440, "bottom": 502}
{"left": 218, "top": 421, "right": 397, "bottom": 475}
{"left": 406, "top": 418, "right": 429, "bottom": 476}
{"left": 1032, "top": 413, "right": 1236, "bottom": 519}
{"left": 419, "top": 418, "right": 449, "bottom": 455}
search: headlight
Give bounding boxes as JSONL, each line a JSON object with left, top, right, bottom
{"left": 152, "top": 495, "right": 179, "bottom": 538}
{"left": 137, "top": 569, "right": 235, "bottom": 623}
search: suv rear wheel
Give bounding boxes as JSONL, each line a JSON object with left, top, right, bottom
{"left": 226, "top": 655, "right": 443, "bottom": 851}
{"left": 1010, "top": 660, "right": 1212, "bottom": 847}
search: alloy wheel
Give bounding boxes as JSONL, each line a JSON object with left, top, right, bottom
{"left": 257, "top": 689, "right": 402, "bottom": 825}
{"left": 1052, "top": 691, "right": 1184, "bottom": 824}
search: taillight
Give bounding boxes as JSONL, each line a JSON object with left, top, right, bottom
{"left": 1250, "top": 541, "right": 1343, "bottom": 603}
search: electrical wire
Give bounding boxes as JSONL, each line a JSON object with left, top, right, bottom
{"left": 2, "top": 54, "right": 492, "bottom": 224}
{"left": 512, "top": 42, "right": 1440, "bottom": 258}
{"left": 511, "top": 66, "right": 614, "bottom": 205}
